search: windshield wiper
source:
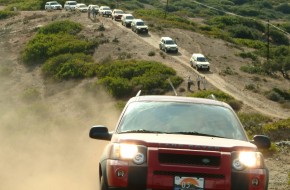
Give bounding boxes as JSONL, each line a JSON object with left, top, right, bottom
{"left": 169, "top": 131, "right": 224, "bottom": 138}
{"left": 119, "top": 129, "right": 162, "bottom": 134}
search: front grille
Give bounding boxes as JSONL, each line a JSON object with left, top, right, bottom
{"left": 154, "top": 171, "right": 225, "bottom": 179}
{"left": 159, "top": 153, "right": 220, "bottom": 167}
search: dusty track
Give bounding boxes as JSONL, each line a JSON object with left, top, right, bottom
{"left": 0, "top": 10, "right": 289, "bottom": 190}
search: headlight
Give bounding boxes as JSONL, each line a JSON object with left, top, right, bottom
{"left": 232, "top": 151, "right": 262, "bottom": 171}
{"left": 111, "top": 143, "right": 146, "bottom": 165}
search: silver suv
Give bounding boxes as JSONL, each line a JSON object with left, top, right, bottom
{"left": 64, "top": 1, "right": 77, "bottom": 11}
{"left": 121, "top": 14, "right": 134, "bottom": 27}
{"left": 131, "top": 19, "right": 148, "bottom": 34}
{"left": 99, "top": 6, "right": 112, "bottom": 17}
{"left": 190, "top": 53, "right": 210, "bottom": 71}
{"left": 45, "top": 1, "right": 62, "bottom": 10}
{"left": 159, "top": 37, "right": 178, "bottom": 53}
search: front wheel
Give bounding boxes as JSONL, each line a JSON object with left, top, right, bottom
{"left": 100, "top": 176, "right": 108, "bottom": 190}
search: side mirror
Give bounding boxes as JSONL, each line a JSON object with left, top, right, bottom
{"left": 89, "top": 125, "right": 112, "bottom": 141}
{"left": 251, "top": 135, "right": 271, "bottom": 149}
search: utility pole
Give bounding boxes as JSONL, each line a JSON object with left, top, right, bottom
{"left": 267, "top": 20, "right": 270, "bottom": 63}
{"left": 165, "top": 0, "right": 169, "bottom": 19}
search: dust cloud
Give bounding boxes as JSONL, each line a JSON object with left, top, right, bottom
{"left": 0, "top": 55, "right": 121, "bottom": 190}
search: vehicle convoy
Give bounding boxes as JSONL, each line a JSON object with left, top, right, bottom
{"left": 121, "top": 14, "right": 134, "bottom": 27}
{"left": 89, "top": 94, "right": 271, "bottom": 190}
{"left": 190, "top": 53, "right": 211, "bottom": 71}
{"left": 44, "top": 1, "right": 62, "bottom": 10}
{"left": 159, "top": 37, "right": 179, "bottom": 53}
{"left": 131, "top": 19, "right": 149, "bottom": 34}
{"left": 99, "top": 6, "right": 112, "bottom": 17}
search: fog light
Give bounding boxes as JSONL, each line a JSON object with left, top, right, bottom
{"left": 116, "top": 169, "right": 125, "bottom": 177}
{"left": 252, "top": 178, "right": 259, "bottom": 186}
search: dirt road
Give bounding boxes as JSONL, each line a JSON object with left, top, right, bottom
{"left": 0, "top": 10, "right": 289, "bottom": 190}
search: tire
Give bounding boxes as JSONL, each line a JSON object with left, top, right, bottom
{"left": 164, "top": 48, "right": 167, "bottom": 53}
{"left": 100, "top": 176, "right": 108, "bottom": 190}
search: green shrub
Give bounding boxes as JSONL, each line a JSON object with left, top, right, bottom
{"left": 272, "top": 88, "right": 290, "bottom": 100}
{"left": 38, "top": 20, "right": 82, "bottom": 35}
{"left": 22, "top": 33, "right": 95, "bottom": 65}
{"left": 42, "top": 53, "right": 95, "bottom": 80}
{"left": 240, "top": 64, "right": 264, "bottom": 74}
{"left": 95, "top": 60, "right": 183, "bottom": 98}
{"left": 21, "top": 20, "right": 96, "bottom": 65}
{"left": 263, "top": 118, "right": 290, "bottom": 141}
{"left": 220, "top": 67, "right": 236, "bottom": 76}
{"left": 189, "top": 90, "right": 242, "bottom": 111}
{"left": 4, "top": 0, "right": 42, "bottom": 11}
{"left": 238, "top": 112, "right": 272, "bottom": 136}
{"left": 98, "top": 23, "right": 105, "bottom": 31}
{"left": 148, "top": 50, "right": 155, "bottom": 56}
{"left": 239, "top": 52, "right": 258, "bottom": 61}
{"left": 0, "top": 10, "right": 18, "bottom": 20}
{"left": 234, "top": 38, "right": 266, "bottom": 49}
{"left": 227, "top": 99, "right": 243, "bottom": 111}
{"left": 189, "top": 90, "right": 234, "bottom": 102}
{"left": 265, "top": 90, "right": 284, "bottom": 102}
{"left": 276, "top": 3, "right": 290, "bottom": 14}
{"left": 228, "top": 25, "right": 260, "bottom": 40}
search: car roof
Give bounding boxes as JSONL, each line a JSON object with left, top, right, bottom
{"left": 133, "top": 19, "right": 144, "bottom": 22}
{"left": 161, "top": 37, "right": 173, "bottom": 41}
{"left": 192, "top": 53, "right": 205, "bottom": 57}
{"left": 127, "top": 95, "right": 230, "bottom": 108}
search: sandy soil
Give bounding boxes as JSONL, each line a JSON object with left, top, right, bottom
{"left": 0, "top": 10, "right": 289, "bottom": 189}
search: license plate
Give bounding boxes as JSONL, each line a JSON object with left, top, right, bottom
{"left": 174, "top": 176, "right": 204, "bottom": 190}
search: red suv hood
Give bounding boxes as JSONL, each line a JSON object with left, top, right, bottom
{"left": 112, "top": 133, "right": 257, "bottom": 152}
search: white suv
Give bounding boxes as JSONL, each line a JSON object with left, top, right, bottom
{"left": 98, "top": 6, "right": 112, "bottom": 17}
{"left": 121, "top": 14, "right": 134, "bottom": 27}
{"left": 159, "top": 37, "right": 178, "bottom": 53}
{"left": 190, "top": 53, "right": 210, "bottom": 71}
{"left": 64, "top": 1, "right": 77, "bottom": 11}
{"left": 131, "top": 19, "right": 148, "bottom": 34}
{"left": 45, "top": 1, "right": 62, "bottom": 10}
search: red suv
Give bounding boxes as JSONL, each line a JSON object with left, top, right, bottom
{"left": 89, "top": 94, "right": 270, "bottom": 190}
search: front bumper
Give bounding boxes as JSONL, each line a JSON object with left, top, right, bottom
{"left": 197, "top": 65, "right": 210, "bottom": 69}
{"left": 104, "top": 148, "right": 268, "bottom": 190}
{"left": 165, "top": 47, "right": 178, "bottom": 52}
{"left": 136, "top": 28, "right": 148, "bottom": 33}
{"left": 101, "top": 11, "right": 112, "bottom": 16}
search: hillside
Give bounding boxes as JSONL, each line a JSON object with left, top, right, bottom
{"left": 0, "top": 8, "right": 289, "bottom": 190}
